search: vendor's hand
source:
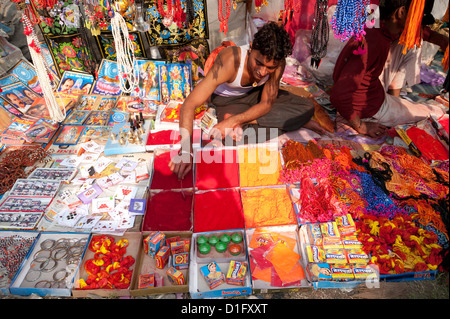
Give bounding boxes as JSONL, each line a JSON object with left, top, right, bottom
{"left": 168, "top": 150, "right": 193, "bottom": 180}
{"left": 208, "top": 119, "right": 243, "bottom": 142}
{"left": 357, "top": 121, "right": 387, "bottom": 138}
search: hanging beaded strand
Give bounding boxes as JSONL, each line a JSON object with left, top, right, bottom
{"left": 310, "top": 0, "right": 330, "bottom": 68}
{"left": 19, "top": 4, "right": 65, "bottom": 122}
{"left": 331, "top": 0, "right": 370, "bottom": 43}
{"left": 218, "top": 0, "right": 231, "bottom": 36}
{"left": 110, "top": 3, "right": 139, "bottom": 94}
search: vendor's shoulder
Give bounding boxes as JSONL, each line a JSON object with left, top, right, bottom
{"left": 215, "top": 46, "right": 240, "bottom": 72}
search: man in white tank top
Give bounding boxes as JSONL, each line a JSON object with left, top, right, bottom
{"left": 169, "top": 22, "right": 322, "bottom": 180}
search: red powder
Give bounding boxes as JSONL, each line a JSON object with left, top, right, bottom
{"left": 194, "top": 148, "right": 240, "bottom": 190}
{"left": 142, "top": 190, "right": 192, "bottom": 231}
{"left": 193, "top": 188, "right": 244, "bottom": 232}
{"left": 150, "top": 150, "right": 194, "bottom": 190}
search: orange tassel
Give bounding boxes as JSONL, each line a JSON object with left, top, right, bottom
{"left": 442, "top": 46, "right": 449, "bottom": 71}
{"left": 398, "top": 0, "right": 426, "bottom": 54}
{"left": 443, "top": 3, "right": 449, "bottom": 23}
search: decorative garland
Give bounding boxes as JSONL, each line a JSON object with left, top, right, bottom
{"left": 78, "top": 235, "right": 135, "bottom": 289}
{"left": 357, "top": 214, "right": 443, "bottom": 274}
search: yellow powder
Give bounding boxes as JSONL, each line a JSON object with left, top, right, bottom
{"left": 241, "top": 187, "right": 296, "bottom": 228}
{"left": 238, "top": 147, "right": 283, "bottom": 187}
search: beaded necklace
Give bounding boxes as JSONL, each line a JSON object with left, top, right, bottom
{"left": 310, "top": 0, "right": 329, "bottom": 68}
{"left": 218, "top": 0, "right": 231, "bottom": 36}
{"left": 110, "top": 5, "right": 139, "bottom": 93}
{"left": 157, "top": 0, "right": 173, "bottom": 19}
{"left": 331, "top": 0, "right": 369, "bottom": 42}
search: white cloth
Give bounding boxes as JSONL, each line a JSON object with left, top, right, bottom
{"left": 366, "top": 93, "right": 446, "bottom": 127}
{"left": 379, "top": 42, "right": 422, "bottom": 91}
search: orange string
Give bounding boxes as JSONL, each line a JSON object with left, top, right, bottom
{"left": 398, "top": 0, "right": 425, "bottom": 54}
{"left": 442, "top": 46, "right": 449, "bottom": 71}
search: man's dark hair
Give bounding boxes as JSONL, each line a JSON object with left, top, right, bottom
{"left": 252, "top": 21, "right": 293, "bottom": 61}
{"left": 379, "top": 0, "right": 412, "bottom": 21}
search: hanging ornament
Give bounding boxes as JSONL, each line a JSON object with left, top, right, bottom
{"left": 282, "top": 0, "right": 301, "bottom": 29}
{"left": 310, "top": 0, "right": 329, "bottom": 69}
{"left": 12, "top": 0, "right": 65, "bottom": 122}
{"left": 110, "top": 3, "right": 139, "bottom": 94}
{"left": 157, "top": 0, "right": 174, "bottom": 25}
{"left": 331, "top": 0, "right": 370, "bottom": 43}
{"left": 398, "top": 0, "right": 426, "bottom": 54}
{"left": 218, "top": 0, "right": 231, "bottom": 36}
{"left": 255, "top": 0, "right": 268, "bottom": 14}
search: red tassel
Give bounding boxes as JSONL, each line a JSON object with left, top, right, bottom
{"left": 29, "top": 40, "right": 41, "bottom": 53}
{"left": 23, "top": 27, "right": 32, "bottom": 36}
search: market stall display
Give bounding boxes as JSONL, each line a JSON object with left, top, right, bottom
{"left": 0, "top": 0, "right": 448, "bottom": 300}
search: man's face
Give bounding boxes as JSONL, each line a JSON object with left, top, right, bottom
{"left": 61, "top": 79, "right": 74, "bottom": 91}
{"left": 247, "top": 49, "right": 280, "bottom": 81}
{"left": 7, "top": 94, "right": 25, "bottom": 108}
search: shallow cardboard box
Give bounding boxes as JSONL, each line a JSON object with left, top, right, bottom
{"left": 9, "top": 232, "right": 90, "bottom": 297}
{"left": 130, "top": 231, "right": 192, "bottom": 296}
{"left": 189, "top": 229, "right": 252, "bottom": 299}
{"left": 0, "top": 230, "right": 39, "bottom": 295}
{"left": 298, "top": 224, "right": 370, "bottom": 289}
{"left": 72, "top": 231, "right": 142, "bottom": 298}
{"left": 246, "top": 225, "right": 311, "bottom": 293}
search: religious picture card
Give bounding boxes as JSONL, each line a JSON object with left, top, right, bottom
{"left": 91, "top": 59, "right": 122, "bottom": 96}
{"left": 0, "top": 74, "right": 20, "bottom": 87}
{"left": 132, "top": 59, "right": 165, "bottom": 100}
{"left": 8, "top": 59, "right": 43, "bottom": 95}
{"left": 83, "top": 110, "right": 111, "bottom": 126}
{"left": 158, "top": 63, "right": 192, "bottom": 104}
{"left": 63, "top": 110, "right": 91, "bottom": 125}
{"left": 57, "top": 70, "right": 95, "bottom": 95}
{"left": 0, "top": 81, "right": 41, "bottom": 115}
{"left": 53, "top": 125, "right": 85, "bottom": 145}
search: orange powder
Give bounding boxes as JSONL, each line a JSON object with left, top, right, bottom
{"left": 241, "top": 187, "right": 296, "bottom": 228}
{"left": 238, "top": 147, "right": 283, "bottom": 187}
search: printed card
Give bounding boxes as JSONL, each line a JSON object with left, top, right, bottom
{"left": 92, "top": 196, "right": 115, "bottom": 214}
{"left": 77, "top": 184, "right": 103, "bottom": 204}
{"left": 114, "top": 185, "right": 137, "bottom": 200}
{"left": 74, "top": 215, "right": 102, "bottom": 229}
{"left": 93, "top": 156, "right": 113, "bottom": 173}
{"left": 92, "top": 220, "right": 118, "bottom": 233}
{"left": 129, "top": 198, "right": 146, "bottom": 215}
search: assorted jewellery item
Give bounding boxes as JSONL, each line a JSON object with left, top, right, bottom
{"left": 21, "top": 237, "right": 88, "bottom": 289}
{"left": 0, "top": 235, "right": 35, "bottom": 287}
{"left": 110, "top": 3, "right": 139, "bottom": 94}
{"left": 331, "top": 0, "right": 370, "bottom": 43}
{"left": 310, "top": 0, "right": 330, "bottom": 68}
{"left": 0, "top": 146, "right": 51, "bottom": 196}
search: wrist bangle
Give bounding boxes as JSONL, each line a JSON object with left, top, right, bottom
{"left": 179, "top": 150, "right": 193, "bottom": 157}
